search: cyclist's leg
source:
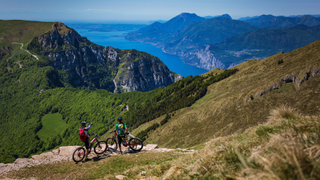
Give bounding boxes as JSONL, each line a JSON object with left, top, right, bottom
{"left": 85, "top": 138, "right": 90, "bottom": 158}
{"left": 117, "top": 135, "right": 122, "bottom": 152}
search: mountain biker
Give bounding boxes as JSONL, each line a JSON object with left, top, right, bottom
{"left": 79, "top": 121, "right": 93, "bottom": 161}
{"left": 115, "top": 116, "right": 128, "bottom": 154}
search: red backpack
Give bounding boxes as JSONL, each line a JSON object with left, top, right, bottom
{"left": 79, "top": 128, "right": 86, "bottom": 142}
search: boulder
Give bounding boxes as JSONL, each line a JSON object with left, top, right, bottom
{"left": 52, "top": 148, "right": 60, "bottom": 155}
{"left": 115, "top": 175, "right": 126, "bottom": 179}
{"left": 32, "top": 152, "right": 53, "bottom": 161}
{"left": 14, "top": 158, "right": 30, "bottom": 164}
{"left": 0, "top": 163, "right": 7, "bottom": 168}
{"left": 59, "top": 146, "right": 81, "bottom": 157}
{"left": 31, "top": 155, "right": 42, "bottom": 161}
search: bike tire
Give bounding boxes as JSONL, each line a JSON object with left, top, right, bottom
{"left": 72, "top": 147, "right": 86, "bottom": 163}
{"left": 106, "top": 137, "right": 117, "bottom": 152}
{"left": 94, "top": 141, "right": 108, "bottom": 154}
{"left": 129, "top": 137, "right": 143, "bottom": 151}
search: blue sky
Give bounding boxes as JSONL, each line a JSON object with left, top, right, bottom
{"left": 0, "top": 0, "right": 319, "bottom": 23}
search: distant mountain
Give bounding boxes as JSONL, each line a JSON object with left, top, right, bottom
{"left": 163, "top": 17, "right": 259, "bottom": 53}
{"left": 204, "top": 14, "right": 232, "bottom": 19}
{"left": 161, "top": 13, "right": 206, "bottom": 33}
{"left": 148, "top": 20, "right": 167, "bottom": 24}
{"left": 126, "top": 13, "right": 206, "bottom": 45}
{"left": 244, "top": 14, "right": 320, "bottom": 29}
{"left": 126, "top": 14, "right": 259, "bottom": 70}
{"left": 183, "top": 24, "right": 320, "bottom": 69}
{"left": 288, "top": 14, "right": 320, "bottom": 18}
{"left": 127, "top": 12, "right": 320, "bottom": 71}
{"left": 63, "top": 23, "right": 146, "bottom": 32}
{"left": 237, "top": 15, "right": 259, "bottom": 21}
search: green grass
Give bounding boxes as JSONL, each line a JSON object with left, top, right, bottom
{"left": 0, "top": 20, "right": 53, "bottom": 46}
{"left": 6, "top": 151, "right": 181, "bottom": 180}
{"left": 37, "top": 113, "right": 66, "bottom": 140}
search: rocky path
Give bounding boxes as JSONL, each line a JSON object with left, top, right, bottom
{"left": 0, "top": 144, "right": 193, "bottom": 177}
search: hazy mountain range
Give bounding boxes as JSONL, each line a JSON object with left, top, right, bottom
{"left": 126, "top": 13, "right": 320, "bottom": 70}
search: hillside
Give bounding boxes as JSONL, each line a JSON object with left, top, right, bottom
{"left": 26, "top": 22, "right": 182, "bottom": 93}
{"left": 2, "top": 35, "right": 320, "bottom": 180}
{"left": 133, "top": 38, "right": 320, "bottom": 149}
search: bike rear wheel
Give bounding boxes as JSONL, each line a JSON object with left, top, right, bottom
{"left": 94, "top": 141, "right": 108, "bottom": 154}
{"left": 106, "top": 137, "right": 117, "bottom": 152}
{"left": 72, "top": 147, "right": 85, "bottom": 162}
{"left": 129, "top": 137, "right": 143, "bottom": 151}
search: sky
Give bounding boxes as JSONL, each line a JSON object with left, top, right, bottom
{"left": 0, "top": 0, "right": 319, "bottom": 23}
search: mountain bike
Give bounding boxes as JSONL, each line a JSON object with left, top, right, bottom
{"left": 106, "top": 130, "right": 143, "bottom": 152}
{"left": 72, "top": 132, "right": 107, "bottom": 162}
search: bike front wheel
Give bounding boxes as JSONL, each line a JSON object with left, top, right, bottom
{"left": 72, "top": 147, "right": 86, "bottom": 162}
{"left": 129, "top": 137, "right": 143, "bottom": 151}
{"left": 106, "top": 137, "right": 118, "bottom": 152}
{"left": 94, "top": 141, "right": 108, "bottom": 154}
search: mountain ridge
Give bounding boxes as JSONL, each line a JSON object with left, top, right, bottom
{"left": 244, "top": 14, "right": 320, "bottom": 29}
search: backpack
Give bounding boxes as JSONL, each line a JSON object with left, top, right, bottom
{"left": 117, "top": 123, "right": 125, "bottom": 136}
{"left": 79, "top": 128, "right": 87, "bottom": 142}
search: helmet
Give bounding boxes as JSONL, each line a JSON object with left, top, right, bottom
{"left": 117, "top": 117, "right": 122, "bottom": 122}
{"left": 81, "top": 121, "right": 86, "bottom": 125}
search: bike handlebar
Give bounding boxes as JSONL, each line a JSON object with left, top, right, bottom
{"left": 92, "top": 132, "right": 100, "bottom": 138}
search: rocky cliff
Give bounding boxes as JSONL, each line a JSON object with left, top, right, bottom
{"left": 28, "top": 22, "right": 182, "bottom": 93}
{"left": 114, "top": 49, "right": 183, "bottom": 93}
{"left": 168, "top": 45, "right": 227, "bottom": 70}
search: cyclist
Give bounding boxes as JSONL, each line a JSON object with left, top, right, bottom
{"left": 79, "top": 121, "right": 93, "bottom": 161}
{"left": 115, "top": 116, "right": 128, "bottom": 154}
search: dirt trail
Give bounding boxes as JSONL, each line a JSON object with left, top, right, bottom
{"left": 12, "top": 42, "right": 39, "bottom": 60}
{"left": 0, "top": 144, "right": 194, "bottom": 177}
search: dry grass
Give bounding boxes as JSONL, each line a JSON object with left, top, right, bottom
{"left": 4, "top": 107, "right": 320, "bottom": 180}
{"left": 163, "top": 106, "right": 320, "bottom": 179}
{"left": 141, "top": 39, "right": 320, "bottom": 149}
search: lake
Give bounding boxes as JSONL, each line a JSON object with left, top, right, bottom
{"left": 73, "top": 29, "right": 208, "bottom": 77}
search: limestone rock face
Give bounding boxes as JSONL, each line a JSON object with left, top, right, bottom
{"left": 114, "top": 50, "right": 183, "bottom": 93}
{"left": 163, "top": 45, "right": 227, "bottom": 70}
{"left": 28, "top": 22, "right": 183, "bottom": 93}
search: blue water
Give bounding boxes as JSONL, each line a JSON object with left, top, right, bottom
{"left": 74, "top": 29, "right": 207, "bottom": 77}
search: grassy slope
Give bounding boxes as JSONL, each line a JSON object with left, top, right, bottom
{"left": 6, "top": 92, "right": 320, "bottom": 180}
{"left": 37, "top": 113, "right": 66, "bottom": 140}
{"left": 138, "top": 39, "right": 320, "bottom": 149}
{"left": 0, "top": 20, "right": 53, "bottom": 46}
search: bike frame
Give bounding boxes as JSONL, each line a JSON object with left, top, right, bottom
{"left": 113, "top": 132, "right": 137, "bottom": 147}
{"left": 86, "top": 135, "right": 99, "bottom": 152}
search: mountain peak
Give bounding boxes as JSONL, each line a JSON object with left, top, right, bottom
{"left": 220, "top": 14, "right": 232, "bottom": 19}
{"left": 161, "top": 13, "right": 206, "bottom": 33}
